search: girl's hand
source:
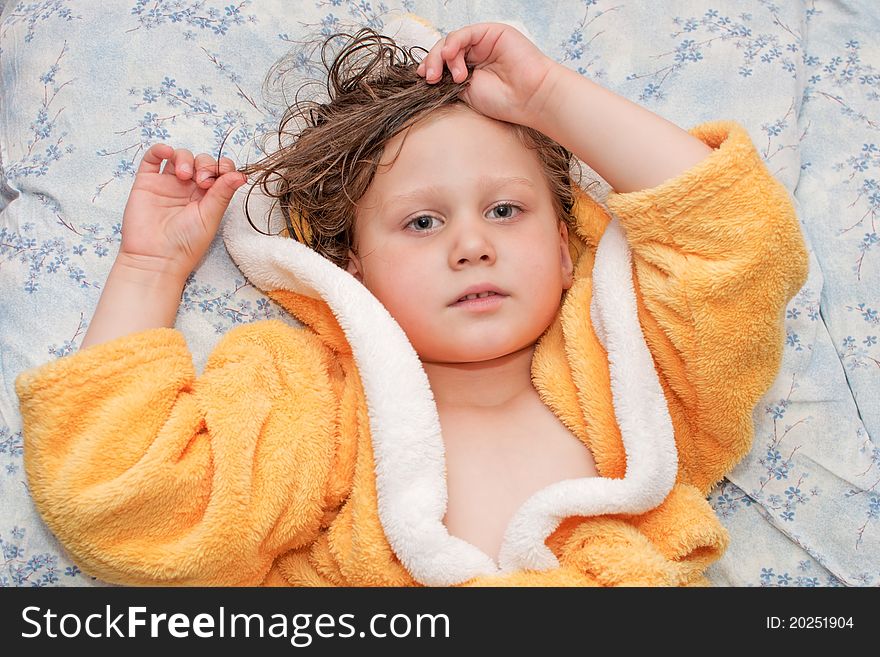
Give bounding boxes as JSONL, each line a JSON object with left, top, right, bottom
{"left": 416, "top": 22, "right": 558, "bottom": 128}
{"left": 118, "top": 144, "right": 248, "bottom": 282}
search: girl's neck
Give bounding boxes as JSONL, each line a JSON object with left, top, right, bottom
{"left": 421, "top": 342, "right": 537, "bottom": 412}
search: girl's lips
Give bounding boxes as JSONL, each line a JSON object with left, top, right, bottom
{"left": 450, "top": 293, "right": 506, "bottom": 311}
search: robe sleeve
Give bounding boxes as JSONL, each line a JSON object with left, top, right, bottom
{"left": 14, "top": 319, "right": 341, "bottom": 585}
{"left": 604, "top": 120, "right": 810, "bottom": 496}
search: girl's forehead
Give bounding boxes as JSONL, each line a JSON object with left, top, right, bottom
{"left": 378, "top": 121, "right": 540, "bottom": 179}
{"left": 390, "top": 105, "right": 524, "bottom": 151}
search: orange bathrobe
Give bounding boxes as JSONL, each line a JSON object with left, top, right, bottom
{"left": 15, "top": 120, "right": 809, "bottom": 587}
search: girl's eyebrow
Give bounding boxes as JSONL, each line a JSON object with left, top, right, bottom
{"left": 385, "top": 175, "right": 534, "bottom": 208}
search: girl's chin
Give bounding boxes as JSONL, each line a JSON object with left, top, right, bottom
{"left": 416, "top": 342, "right": 528, "bottom": 364}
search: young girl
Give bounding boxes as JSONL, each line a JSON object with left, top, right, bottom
{"left": 15, "top": 23, "right": 808, "bottom": 586}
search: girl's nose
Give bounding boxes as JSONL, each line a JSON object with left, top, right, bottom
{"left": 449, "top": 216, "right": 497, "bottom": 267}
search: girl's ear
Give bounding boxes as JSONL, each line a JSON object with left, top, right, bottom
{"left": 559, "top": 221, "right": 574, "bottom": 289}
{"left": 346, "top": 249, "right": 364, "bottom": 282}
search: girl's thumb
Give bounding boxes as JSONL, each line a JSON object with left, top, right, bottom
{"left": 200, "top": 172, "right": 247, "bottom": 222}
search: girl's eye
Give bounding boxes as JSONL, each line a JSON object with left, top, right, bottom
{"left": 406, "top": 215, "right": 443, "bottom": 232}
{"left": 488, "top": 203, "right": 522, "bottom": 220}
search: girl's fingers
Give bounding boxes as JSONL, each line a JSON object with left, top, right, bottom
{"left": 137, "top": 143, "right": 174, "bottom": 175}
{"left": 139, "top": 145, "right": 238, "bottom": 187}
{"left": 450, "top": 50, "right": 468, "bottom": 82}
{"left": 193, "top": 154, "right": 237, "bottom": 188}
{"left": 419, "top": 26, "right": 482, "bottom": 83}
{"left": 193, "top": 153, "right": 218, "bottom": 187}
{"left": 437, "top": 24, "right": 500, "bottom": 80}
{"left": 199, "top": 170, "right": 248, "bottom": 225}
{"left": 420, "top": 36, "right": 447, "bottom": 82}
{"left": 441, "top": 28, "right": 464, "bottom": 58}
{"left": 441, "top": 27, "right": 472, "bottom": 71}
{"left": 165, "top": 148, "right": 194, "bottom": 180}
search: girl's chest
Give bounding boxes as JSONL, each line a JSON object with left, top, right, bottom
{"left": 439, "top": 397, "right": 599, "bottom": 562}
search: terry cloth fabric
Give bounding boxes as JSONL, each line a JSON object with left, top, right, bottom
{"left": 15, "top": 120, "right": 809, "bottom": 586}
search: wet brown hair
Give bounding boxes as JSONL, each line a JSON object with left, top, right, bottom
{"left": 221, "top": 26, "right": 587, "bottom": 270}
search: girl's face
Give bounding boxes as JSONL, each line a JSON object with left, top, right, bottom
{"left": 347, "top": 104, "right": 574, "bottom": 364}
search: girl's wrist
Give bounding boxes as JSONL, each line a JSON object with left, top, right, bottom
{"left": 113, "top": 252, "right": 191, "bottom": 289}
{"left": 79, "top": 258, "right": 187, "bottom": 350}
{"left": 521, "top": 59, "right": 568, "bottom": 133}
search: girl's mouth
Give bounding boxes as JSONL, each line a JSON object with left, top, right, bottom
{"left": 451, "top": 292, "right": 506, "bottom": 311}
{"left": 458, "top": 291, "right": 499, "bottom": 302}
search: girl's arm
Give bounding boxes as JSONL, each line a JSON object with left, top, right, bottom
{"left": 79, "top": 256, "right": 186, "bottom": 349}
{"left": 415, "top": 22, "right": 713, "bottom": 194}
{"left": 14, "top": 146, "right": 335, "bottom": 586}
{"left": 76, "top": 144, "right": 246, "bottom": 351}
{"left": 17, "top": 319, "right": 340, "bottom": 586}
{"left": 591, "top": 120, "right": 808, "bottom": 495}
{"left": 528, "top": 64, "right": 715, "bottom": 194}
